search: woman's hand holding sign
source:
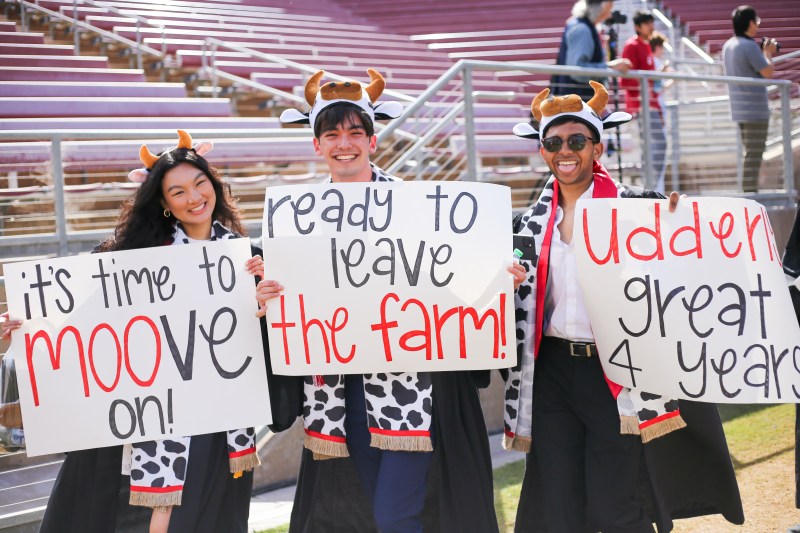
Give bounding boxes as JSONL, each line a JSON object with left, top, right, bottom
{"left": 245, "top": 255, "right": 265, "bottom": 280}
{"left": 0, "top": 312, "right": 21, "bottom": 341}
{"left": 256, "top": 279, "right": 284, "bottom": 318}
{"left": 244, "top": 254, "right": 283, "bottom": 318}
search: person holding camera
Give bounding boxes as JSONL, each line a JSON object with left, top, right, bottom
{"left": 620, "top": 9, "right": 668, "bottom": 193}
{"left": 551, "top": 0, "right": 631, "bottom": 101}
{"left": 722, "top": 5, "right": 778, "bottom": 193}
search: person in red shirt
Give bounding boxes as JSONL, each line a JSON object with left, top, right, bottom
{"left": 621, "top": 9, "right": 668, "bottom": 193}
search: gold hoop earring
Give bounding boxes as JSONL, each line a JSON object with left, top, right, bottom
{"left": 163, "top": 209, "right": 171, "bottom": 218}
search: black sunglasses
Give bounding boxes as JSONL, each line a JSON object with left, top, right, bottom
{"left": 541, "top": 134, "right": 597, "bottom": 153}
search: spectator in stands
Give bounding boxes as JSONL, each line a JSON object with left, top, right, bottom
{"left": 0, "top": 131, "right": 300, "bottom": 533}
{"left": 620, "top": 9, "right": 668, "bottom": 193}
{"left": 722, "top": 5, "right": 778, "bottom": 193}
{"left": 650, "top": 31, "right": 674, "bottom": 111}
{"left": 551, "top": 0, "right": 631, "bottom": 101}
{"left": 508, "top": 81, "right": 744, "bottom": 532}
{"left": 273, "top": 69, "right": 525, "bottom": 533}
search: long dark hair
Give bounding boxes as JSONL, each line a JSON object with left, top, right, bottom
{"left": 97, "top": 148, "right": 245, "bottom": 252}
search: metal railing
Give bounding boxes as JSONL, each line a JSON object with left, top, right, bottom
{"left": 13, "top": 0, "right": 168, "bottom": 70}
{"left": 0, "top": 128, "right": 313, "bottom": 258}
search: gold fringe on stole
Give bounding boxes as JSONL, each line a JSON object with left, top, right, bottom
{"left": 304, "top": 433, "right": 349, "bottom": 458}
{"left": 620, "top": 415, "right": 641, "bottom": 435}
{"left": 312, "top": 452, "right": 338, "bottom": 461}
{"left": 129, "top": 489, "right": 182, "bottom": 508}
{"left": 229, "top": 452, "right": 261, "bottom": 474}
{"left": 502, "top": 433, "right": 531, "bottom": 453}
{"left": 370, "top": 433, "right": 433, "bottom": 452}
{"left": 640, "top": 414, "right": 687, "bottom": 443}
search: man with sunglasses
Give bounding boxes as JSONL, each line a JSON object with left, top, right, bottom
{"left": 506, "top": 82, "right": 744, "bottom": 532}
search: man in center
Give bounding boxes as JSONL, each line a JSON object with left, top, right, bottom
{"left": 274, "top": 69, "right": 524, "bottom": 533}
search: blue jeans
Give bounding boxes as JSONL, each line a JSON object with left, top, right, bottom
{"left": 344, "top": 375, "right": 433, "bottom": 533}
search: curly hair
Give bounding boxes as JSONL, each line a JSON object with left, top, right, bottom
{"left": 97, "top": 148, "right": 245, "bottom": 252}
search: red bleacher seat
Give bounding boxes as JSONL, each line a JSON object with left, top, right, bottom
{"left": 0, "top": 55, "right": 111, "bottom": 68}
{"left": 0, "top": 97, "right": 232, "bottom": 118}
{"left": 0, "top": 81, "right": 188, "bottom": 98}
{"left": 0, "top": 32, "right": 45, "bottom": 44}
{"left": 0, "top": 67, "right": 146, "bottom": 82}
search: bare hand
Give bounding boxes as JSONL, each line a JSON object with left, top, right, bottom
{"left": 667, "top": 191, "right": 686, "bottom": 213}
{"left": 245, "top": 255, "right": 265, "bottom": 280}
{"left": 608, "top": 58, "right": 632, "bottom": 74}
{"left": 763, "top": 38, "right": 778, "bottom": 56}
{"left": 0, "top": 402, "right": 22, "bottom": 429}
{"left": 0, "top": 312, "right": 22, "bottom": 341}
{"left": 508, "top": 262, "right": 527, "bottom": 291}
{"left": 255, "top": 280, "right": 283, "bottom": 318}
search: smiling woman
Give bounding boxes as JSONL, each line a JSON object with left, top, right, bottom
{"left": 33, "top": 130, "right": 302, "bottom": 533}
{"left": 161, "top": 163, "right": 218, "bottom": 240}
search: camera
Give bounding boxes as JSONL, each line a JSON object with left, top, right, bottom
{"left": 603, "top": 10, "right": 628, "bottom": 26}
{"left": 761, "top": 37, "right": 781, "bottom": 53}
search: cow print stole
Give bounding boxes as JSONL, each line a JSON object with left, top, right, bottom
{"left": 302, "top": 373, "right": 434, "bottom": 458}
{"left": 503, "top": 162, "right": 685, "bottom": 454}
{"left": 124, "top": 221, "right": 260, "bottom": 509}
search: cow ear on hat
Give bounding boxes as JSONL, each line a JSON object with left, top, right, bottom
{"left": 279, "top": 108, "right": 311, "bottom": 124}
{"left": 373, "top": 101, "right": 403, "bottom": 120}
{"left": 512, "top": 122, "right": 540, "bottom": 139}
{"left": 128, "top": 168, "right": 149, "bottom": 183}
{"left": 193, "top": 140, "right": 214, "bottom": 156}
{"left": 601, "top": 111, "right": 633, "bottom": 130}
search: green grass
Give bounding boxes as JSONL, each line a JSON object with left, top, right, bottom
{"left": 494, "top": 403, "right": 796, "bottom": 532}
{"left": 255, "top": 526, "right": 289, "bottom": 533}
{"left": 493, "top": 459, "right": 526, "bottom": 531}
{"left": 258, "top": 404, "right": 796, "bottom": 533}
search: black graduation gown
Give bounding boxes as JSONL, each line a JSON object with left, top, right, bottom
{"left": 513, "top": 401, "right": 744, "bottom": 532}
{"left": 38, "top": 243, "right": 303, "bottom": 533}
{"left": 288, "top": 370, "right": 500, "bottom": 533}
{"left": 782, "top": 206, "right": 800, "bottom": 510}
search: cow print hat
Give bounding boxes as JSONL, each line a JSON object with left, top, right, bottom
{"left": 279, "top": 69, "right": 403, "bottom": 131}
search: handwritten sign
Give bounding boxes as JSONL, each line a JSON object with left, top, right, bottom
{"left": 575, "top": 197, "right": 800, "bottom": 403}
{"left": 261, "top": 181, "right": 517, "bottom": 374}
{"left": 5, "top": 239, "right": 272, "bottom": 456}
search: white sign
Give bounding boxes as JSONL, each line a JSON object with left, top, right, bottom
{"left": 261, "top": 181, "right": 517, "bottom": 375}
{"left": 5, "top": 240, "right": 272, "bottom": 456}
{"left": 575, "top": 197, "right": 800, "bottom": 403}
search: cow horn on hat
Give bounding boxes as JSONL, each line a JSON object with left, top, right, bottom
{"left": 587, "top": 81, "right": 609, "bottom": 116}
{"left": 304, "top": 70, "right": 325, "bottom": 106}
{"left": 364, "top": 69, "right": 385, "bottom": 103}
{"left": 530, "top": 88, "right": 550, "bottom": 123}
{"left": 139, "top": 144, "right": 159, "bottom": 169}
{"left": 177, "top": 129, "right": 193, "bottom": 150}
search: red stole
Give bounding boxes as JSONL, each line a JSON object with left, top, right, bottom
{"left": 533, "top": 161, "right": 623, "bottom": 398}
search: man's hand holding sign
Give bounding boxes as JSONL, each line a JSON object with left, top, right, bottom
{"left": 575, "top": 196, "right": 800, "bottom": 403}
